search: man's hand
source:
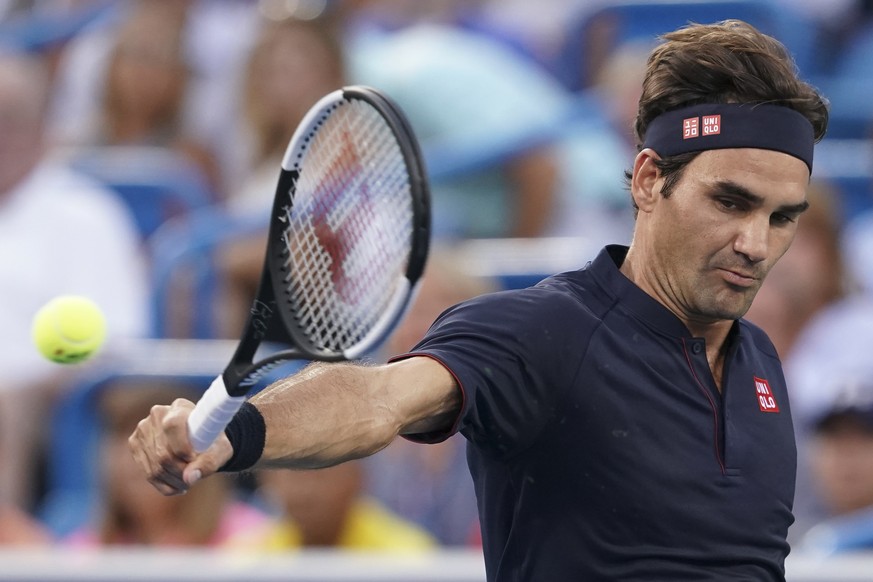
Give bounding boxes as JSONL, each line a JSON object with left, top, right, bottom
{"left": 128, "top": 398, "right": 233, "bottom": 496}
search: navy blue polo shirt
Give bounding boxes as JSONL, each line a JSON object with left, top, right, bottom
{"left": 402, "top": 245, "right": 796, "bottom": 581}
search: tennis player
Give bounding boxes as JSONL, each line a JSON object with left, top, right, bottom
{"left": 131, "top": 20, "right": 827, "bottom": 581}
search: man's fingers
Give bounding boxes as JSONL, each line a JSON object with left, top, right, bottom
{"left": 147, "top": 474, "right": 188, "bottom": 497}
{"left": 128, "top": 399, "right": 200, "bottom": 496}
{"left": 127, "top": 397, "right": 237, "bottom": 496}
{"left": 163, "top": 399, "right": 197, "bottom": 462}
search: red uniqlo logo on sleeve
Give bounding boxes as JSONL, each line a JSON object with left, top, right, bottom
{"left": 702, "top": 115, "right": 721, "bottom": 136}
{"left": 683, "top": 117, "right": 699, "bottom": 139}
{"left": 754, "top": 377, "right": 780, "bottom": 413}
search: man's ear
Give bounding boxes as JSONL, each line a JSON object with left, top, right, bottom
{"left": 630, "top": 149, "right": 662, "bottom": 214}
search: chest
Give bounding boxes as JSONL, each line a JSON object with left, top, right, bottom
{"left": 575, "top": 327, "right": 791, "bottom": 467}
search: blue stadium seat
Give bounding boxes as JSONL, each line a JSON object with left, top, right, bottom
{"left": 555, "top": 0, "right": 820, "bottom": 91}
{"left": 811, "top": 137, "right": 873, "bottom": 221}
{"left": 818, "top": 27, "right": 873, "bottom": 138}
{"left": 69, "top": 146, "right": 216, "bottom": 240}
{"left": 810, "top": 76, "right": 873, "bottom": 139}
{"left": 834, "top": 21, "right": 873, "bottom": 81}
{"left": 147, "top": 208, "right": 267, "bottom": 338}
{"left": 0, "top": 0, "right": 119, "bottom": 52}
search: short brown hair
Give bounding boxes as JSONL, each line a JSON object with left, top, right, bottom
{"left": 627, "top": 20, "right": 829, "bottom": 206}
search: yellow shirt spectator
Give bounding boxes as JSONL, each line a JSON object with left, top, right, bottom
{"left": 264, "top": 498, "right": 436, "bottom": 551}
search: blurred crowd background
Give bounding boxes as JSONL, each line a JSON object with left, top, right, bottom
{"left": 2, "top": 0, "right": 873, "bottom": 560}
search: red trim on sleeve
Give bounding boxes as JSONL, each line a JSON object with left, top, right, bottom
{"left": 387, "top": 352, "right": 467, "bottom": 444}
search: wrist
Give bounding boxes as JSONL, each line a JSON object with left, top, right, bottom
{"left": 218, "top": 401, "right": 266, "bottom": 472}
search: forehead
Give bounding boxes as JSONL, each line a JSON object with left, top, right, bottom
{"left": 682, "top": 148, "right": 810, "bottom": 201}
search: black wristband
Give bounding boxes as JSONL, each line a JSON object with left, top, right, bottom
{"left": 218, "top": 401, "right": 266, "bottom": 473}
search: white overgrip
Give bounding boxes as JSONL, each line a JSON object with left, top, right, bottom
{"left": 187, "top": 375, "right": 247, "bottom": 453}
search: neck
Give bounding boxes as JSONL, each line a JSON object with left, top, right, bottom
{"left": 621, "top": 244, "right": 734, "bottom": 390}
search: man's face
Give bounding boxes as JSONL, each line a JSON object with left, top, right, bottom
{"left": 641, "top": 148, "right": 810, "bottom": 325}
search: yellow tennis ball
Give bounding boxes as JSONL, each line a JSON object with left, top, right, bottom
{"left": 31, "top": 296, "right": 107, "bottom": 364}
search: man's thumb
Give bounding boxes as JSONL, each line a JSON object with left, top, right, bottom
{"left": 183, "top": 467, "right": 202, "bottom": 486}
{"left": 182, "top": 441, "right": 231, "bottom": 486}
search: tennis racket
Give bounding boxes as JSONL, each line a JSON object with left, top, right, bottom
{"left": 187, "top": 85, "right": 430, "bottom": 452}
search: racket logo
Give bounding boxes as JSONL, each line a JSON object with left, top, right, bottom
{"left": 249, "top": 300, "right": 274, "bottom": 341}
{"left": 310, "top": 128, "right": 378, "bottom": 304}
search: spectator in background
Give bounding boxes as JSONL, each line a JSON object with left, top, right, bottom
{"left": 343, "top": 8, "right": 632, "bottom": 244}
{"left": 800, "top": 379, "right": 873, "bottom": 553}
{"left": 48, "top": 0, "right": 227, "bottom": 199}
{"left": 256, "top": 461, "right": 436, "bottom": 551}
{"left": 90, "top": 1, "right": 221, "bottom": 196}
{"left": 549, "top": 38, "right": 648, "bottom": 243}
{"left": 343, "top": 14, "right": 561, "bottom": 240}
{"left": 590, "top": 40, "right": 652, "bottom": 150}
{"left": 782, "top": 293, "right": 873, "bottom": 544}
{"left": 227, "top": 14, "right": 345, "bottom": 217}
{"left": 65, "top": 380, "right": 273, "bottom": 547}
{"left": 0, "top": 50, "right": 148, "bottom": 512}
{"left": 217, "top": 14, "right": 347, "bottom": 338}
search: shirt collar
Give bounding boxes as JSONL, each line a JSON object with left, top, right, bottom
{"left": 589, "top": 245, "right": 695, "bottom": 339}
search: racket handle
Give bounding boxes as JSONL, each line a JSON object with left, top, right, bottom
{"left": 187, "top": 376, "right": 247, "bottom": 453}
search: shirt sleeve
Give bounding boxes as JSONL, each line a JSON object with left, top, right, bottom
{"left": 396, "top": 287, "right": 593, "bottom": 458}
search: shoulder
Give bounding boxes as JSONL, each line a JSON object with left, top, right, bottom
{"left": 738, "top": 318, "right": 780, "bottom": 360}
{"left": 429, "top": 281, "right": 600, "bottom": 354}
{"left": 449, "top": 269, "right": 607, "bottom": 325}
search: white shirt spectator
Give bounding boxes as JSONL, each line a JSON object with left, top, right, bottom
{"left": 0, "top": 158, "right": 149, "bottom": 387}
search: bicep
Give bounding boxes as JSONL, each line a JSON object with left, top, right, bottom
{"left": 380, "top": 356, "right": 462, "bottom": 437}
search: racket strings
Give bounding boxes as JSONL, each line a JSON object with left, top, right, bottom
{"left": 283, "top": 100, "right": 413, "bottom": 353}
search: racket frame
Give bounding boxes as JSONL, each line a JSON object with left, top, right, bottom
{"left": 188, "top": 86, "right": 430, "bottom": 451}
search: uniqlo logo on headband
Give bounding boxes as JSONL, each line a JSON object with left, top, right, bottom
{"left": 683, "top": 117, "right": 699, "bottom": 139}
{"left": 702, "top": 115, "right": 721, "bottom": 135}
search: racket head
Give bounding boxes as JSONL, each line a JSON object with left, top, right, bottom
{"left": 264, "top": 85, "right": 430, "bottom": 362}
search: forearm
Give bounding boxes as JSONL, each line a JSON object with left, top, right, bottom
{"left": 249, "top": 357, "right": 460, "bottom": 470}
{"left": 128, "top": 355, "right": 460, "bottom": 496}
{"left": 249, "top": 362, "right": 396, "bottom": 469}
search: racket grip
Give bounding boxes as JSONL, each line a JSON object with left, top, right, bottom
{"left": 187, "top": 376, "right": 247, "bottom": 453}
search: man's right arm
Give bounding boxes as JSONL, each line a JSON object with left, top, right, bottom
{"left": 128, "top": 356, "right": 461, "bottom": 496}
